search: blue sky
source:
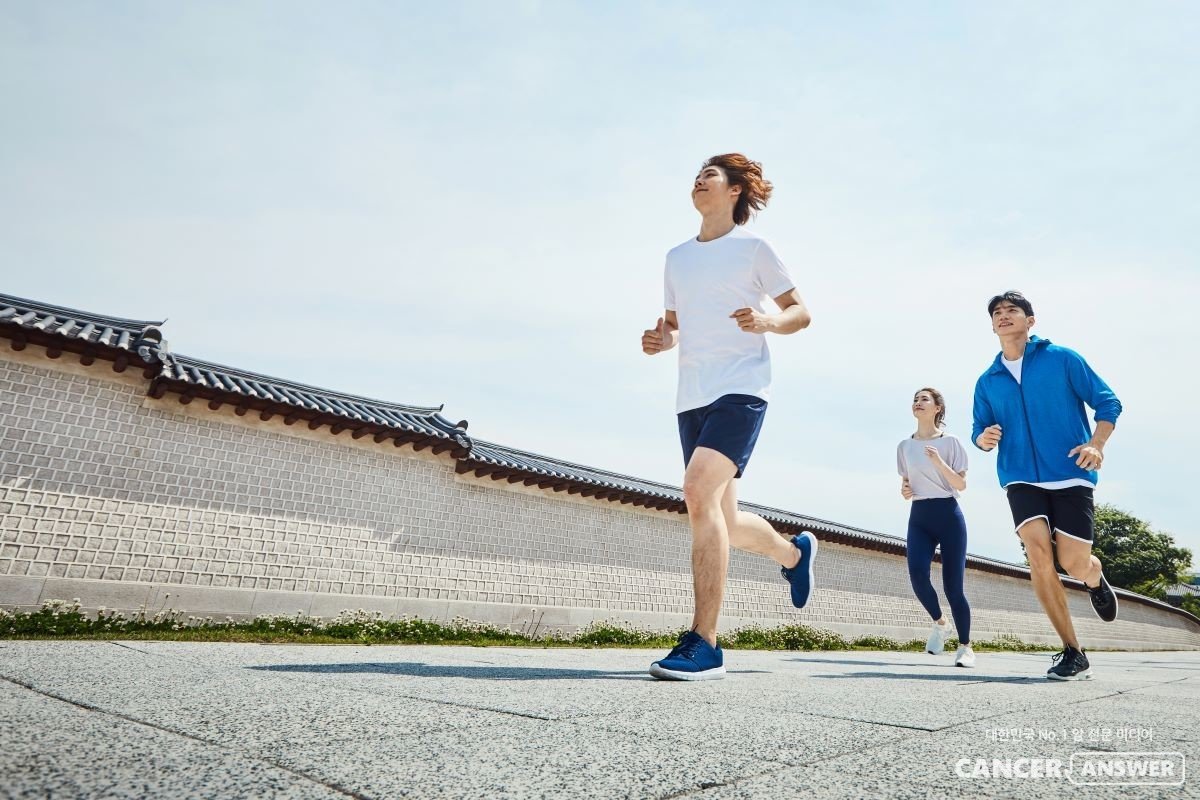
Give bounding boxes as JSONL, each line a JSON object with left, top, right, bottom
{"left": 2, "top": 2, "right": 1197, "bottom": 567}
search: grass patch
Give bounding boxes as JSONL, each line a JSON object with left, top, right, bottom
{"left": 0, "top": 600, "right": 1055, "bottom": 652}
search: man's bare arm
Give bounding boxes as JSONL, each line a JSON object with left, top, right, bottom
{"left": 729, "top": 290, "right": 812, "bottom": 335}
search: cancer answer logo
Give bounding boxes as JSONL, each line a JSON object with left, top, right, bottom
{"left": 1068, "top": 752, "right": 1185, "bottom": 786}
{"left": 955, "top": 752, "right": 1185, "bottom": 786}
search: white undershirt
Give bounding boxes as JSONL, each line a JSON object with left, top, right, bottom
{"left": 1002, "top": 355, "right": 1023, "bottom": 384}
{"left": 1007, "top": 478, "right": 1095, "bottom": 490}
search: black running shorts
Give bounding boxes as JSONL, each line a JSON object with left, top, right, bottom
{"left": 1006, "top": 483, "right": 1095, "bottom": 543}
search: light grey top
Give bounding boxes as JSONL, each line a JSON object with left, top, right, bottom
{"left": 896, "top": 433, "right": 968, "bottom": 499}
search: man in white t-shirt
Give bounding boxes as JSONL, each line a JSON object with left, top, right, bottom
{"left": 640, "top": 153, "right": 815, "bottom": 681}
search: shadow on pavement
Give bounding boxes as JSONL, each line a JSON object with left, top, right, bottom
{"left": 249, "top": 663, "right": 776, "bottom": 680}
{"left": 251, "top": 662, "right": 655, "bottom": 680}
{"left": 810, "top": 671, "right": 1037, "bottom": 683}
{"left": 785, "top": 657, "right": 930, "bottom": 667}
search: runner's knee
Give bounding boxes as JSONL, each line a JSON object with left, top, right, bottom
{"left": 1022, "top": 540, "right": 1056, "bottom": 573}
{"left": 682, "top": 477, "right": 721, "bottom": 510}
{"left": 1058, "top": 551, "right": 1092, "bottom": 580}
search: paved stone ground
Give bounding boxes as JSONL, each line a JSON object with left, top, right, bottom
{"left": 0, "top": 642, "right": 1196, "bottom": 799}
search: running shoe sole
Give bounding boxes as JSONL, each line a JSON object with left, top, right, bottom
{"left": 648, "top": 663, "right": 727, "bottom": 681}
{"left": 1047, "top": 669, "right": 1093, "bottom": 681}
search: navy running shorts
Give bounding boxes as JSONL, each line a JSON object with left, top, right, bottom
{"left": 677, "top": 393, "right": 767, "bottom": 479}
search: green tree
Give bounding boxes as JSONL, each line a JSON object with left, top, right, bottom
{"left": 1090, "top": 504, "right": 1192, "bottom": 599}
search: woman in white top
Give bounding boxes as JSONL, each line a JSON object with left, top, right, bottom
{"left": 898, "top": 387, "right": 975, "bottom": 667}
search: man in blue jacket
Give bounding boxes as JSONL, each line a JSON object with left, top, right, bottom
{"left": 972, "top": 291, "right": 1122, "bottom": 681}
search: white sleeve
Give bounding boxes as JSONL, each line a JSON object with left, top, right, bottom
{"left": 896, "top": 442, "right": 907, "bottom": 477}
{"left": 753, "top": 238, "right": 795, "bottom": 299}
{"left": 663, "top": 257, "right": 675, "bottom": 311}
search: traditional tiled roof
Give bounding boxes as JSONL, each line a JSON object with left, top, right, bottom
{"left": 461, "top": 438, "right": 908, "bottom": 546}
{"left": 0, "top": 292, "right": 165, "bottom": 371}
{"left": 459, "top": 440, "right": 685, "bottom": 505}
{"left": 151, "top": 352, "right": 470, "bottom": 456}
{"left": 460, "top": 439, "right": 1023, "bottom": 571}
{"left": 0, "top": 292, "right": 469, "bottom": 455}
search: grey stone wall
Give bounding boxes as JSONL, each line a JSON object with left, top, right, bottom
{"left": 2, "top": 348, "right": 1198, "bottom": 650}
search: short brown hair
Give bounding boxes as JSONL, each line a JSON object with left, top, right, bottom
{"left": 701, "top": 153, "right": 773, "bottom": 225}
{"left": 915, "top": 387, "right": 947, "bottom": 428}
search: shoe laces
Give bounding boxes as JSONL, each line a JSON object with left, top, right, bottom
{"left": 1050, "top": 648, "right": 1068, "bottom": 666}
{"left": 667, "top": 632, "right": 700, "bottom": 658}
{"left": 676, "top": 636, "right": 706, "bottom": 660}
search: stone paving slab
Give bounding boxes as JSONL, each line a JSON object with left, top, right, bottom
{"left": 0, "top": 680, "right": 345, "bottom": 800}
{"left": 0, "top": 641, "right": 1197, "bottom": 799}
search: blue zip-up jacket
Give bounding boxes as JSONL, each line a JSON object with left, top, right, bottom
{"left": 971, "top": 336, "right": 1122, "bottom": 487}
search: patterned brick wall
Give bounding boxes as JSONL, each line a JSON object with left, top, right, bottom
{"left": 2, "top": 350, "right": 1198, "bottom": 649}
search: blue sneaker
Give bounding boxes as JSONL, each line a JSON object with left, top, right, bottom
{"left": 649, "top": 631, "right": 725, "bottom": 681}
{"left": 780, "top": 530, "right": 818, "bottom": 608}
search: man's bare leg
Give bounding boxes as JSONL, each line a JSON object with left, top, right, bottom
{"left": 1019, "top": 519, "right": 1080, "bottom": 649}
{"left": 681, "top": 447, "right": 737, "bottom": 647}
{"left": 721, "top": 481, "right": 800, "bottom": 568}
{"left": 1055, "top": 535, "right": 1103, "bottom": 588}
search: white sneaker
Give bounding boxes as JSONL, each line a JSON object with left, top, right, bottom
{"left": 954, "top": 644, "right": 976, "bottom": 668}
{"left": 926, "top": 621, "right": 950, "bottom": 654}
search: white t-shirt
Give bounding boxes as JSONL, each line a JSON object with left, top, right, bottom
{"left": 664, "top": 226, "right": 795, "bottom": 413}
{"left": 897, "top": 433, "right": 969, "bottom": 499}
{"left": 997, "top": 356, "right": 1094, "bottom": 490}
{"left": 1002, "top": 355, "right": 1023, "bottom": 383}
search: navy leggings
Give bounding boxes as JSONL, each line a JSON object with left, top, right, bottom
{"left": 907, "top": 497, "right": 972, "bottom": 644}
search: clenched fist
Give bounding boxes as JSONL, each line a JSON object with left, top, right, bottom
{"left": 642, "top": 317, "right": 667, "bottom": 355}
{"left": 976, "top": 424, "right": 1002, "bottom": 451}
{"left": 1068, "top": 442, "right": 1104, "bottom": 470}
{"left": 730, "top": 307, "right": 772, "bottom": 333}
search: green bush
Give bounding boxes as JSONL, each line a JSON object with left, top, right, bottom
{"left": 0, "top": 600, "right": 1056, "bottom": 652}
